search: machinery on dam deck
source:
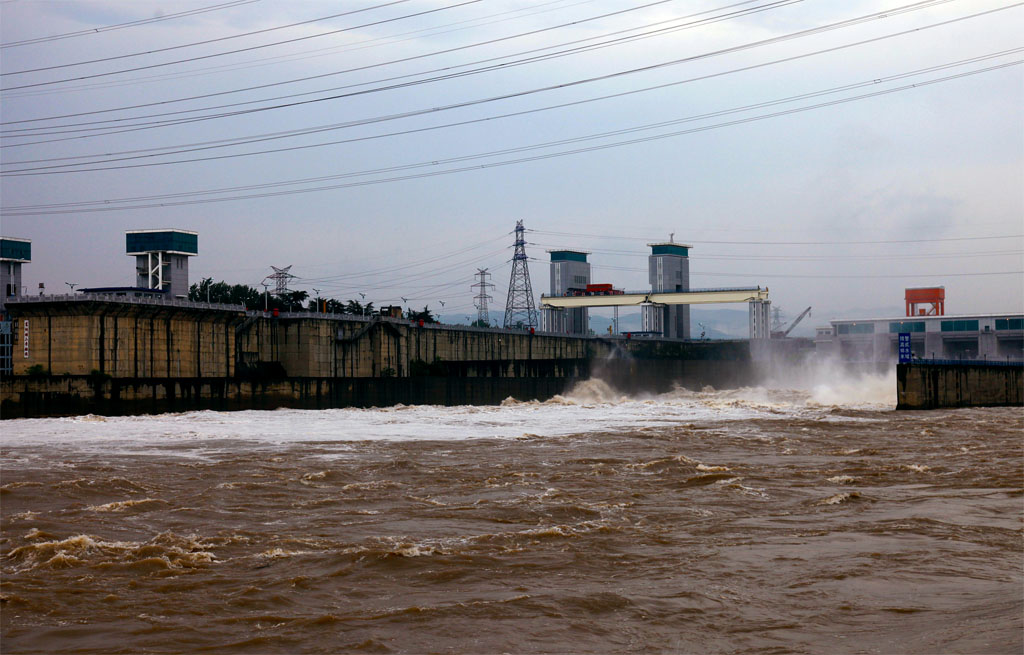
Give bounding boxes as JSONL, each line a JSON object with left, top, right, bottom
{"left": 540, "top": 286, "right": 769, "bottom": 308}
{"left": 540, "top": 286, "right": 772, "bottom": 340}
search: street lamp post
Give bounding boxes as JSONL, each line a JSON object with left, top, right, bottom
{"left": 261, "top": 283, "right": 270, "bottom": 312}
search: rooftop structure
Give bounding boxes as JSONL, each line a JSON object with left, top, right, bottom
{"left": 1, "top": 237, "right": 31, "bottom": 314}
{"left": 905, "top": 287, "right": 945, "bottom": 317}
{"left": 126, "top": 229, "right": 197, "bottom": 299}
{"left": 644, "top": 240, "right": 693, "bottom": 339}
{"left": 543, "top": 250, "right": 590, "bottom": 334}
{"left": 1, "top": 237, "right": 32, "bottom": 263}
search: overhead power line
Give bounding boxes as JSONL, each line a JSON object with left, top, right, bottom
{"left": 0, "top": 0, "right": 614, "bottom": 99}
{"left": 689, "top": 270, "right": 1024, "bottom": 280}
{"left": 1, "top": 0, "right": 261, "bottom": 49}
{"left": 577, "top": 260, "right": 1024, "bottom": 278}
{"left": 1, "top": 0, "right": 788, "bottom": 128}
{"left": 297, "top": 235, "right": 509, "bottom": 284}
{"left": 585, "top": 263, "right": 1024, "bottom": 279}
{"left": 530, "top": 232, "right": 1024, "bottom": 246}
{"left": 1, "top": 0, "right": 416, "bottom": 74}
{"left": 0, "top": 0, "right": 483, "bottom": 90}
{"left": 4, "top": 39, "right": 1016, "bottom": 175}
{"left": 533, "top": 245, "right": 1024, "bottom": 258}
{"left": 2, "top": 58, "right": 1017, "bottom": 216}
{"left": 6, "top": 8, "right": 1009, "bottom": 174}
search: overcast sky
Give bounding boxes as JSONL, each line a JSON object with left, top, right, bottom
{"left": 2, "top": 0, "right": 1021, "bottom": 325}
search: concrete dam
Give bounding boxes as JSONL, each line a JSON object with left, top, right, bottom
{"left": 1, "top": 296, "right": 763, "bottom": 418}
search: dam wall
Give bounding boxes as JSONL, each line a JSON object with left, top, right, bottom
{"left": 1, "top": 298, "right": 759, "bottom": 418}
{"left": 896, "top": 361, "right": 1023, "bottom": 409}
{"left": 0, "top": 375, "right": 580, "bottom": 419}
{"left": 9, "top": 297, "right": 244, "bottom": 378}
{"left": 235, "top": 313, "right": 595, "bottom": 379}
{"left": 0, "top": 352, "right": 757, "bottom": 419}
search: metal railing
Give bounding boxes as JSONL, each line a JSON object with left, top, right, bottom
{"left": 262, "top": 310, "right": 372, "bottom": 322}
{"left": 909, "top": 358, "right": 1023, "bottom": 368}
{"left": 5, "top": 293, "right": 245, "bottom": 312}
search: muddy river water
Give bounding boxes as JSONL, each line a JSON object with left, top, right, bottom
{"left": 2, "top": 374, "right": 1021, "bottom": 653}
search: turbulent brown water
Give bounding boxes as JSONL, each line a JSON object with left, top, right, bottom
{"left": 1, "top": 376, "right": 1021, "bottom": 654}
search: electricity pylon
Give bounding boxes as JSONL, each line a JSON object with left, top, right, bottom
{"left": 471, "top": 268, "right": 494, "bottom": 326}
{"left": 265, "top": 265, "right": 296, "bottom": 295}
{"left": 503, "top": 220, "right": 537, "bottom": 329}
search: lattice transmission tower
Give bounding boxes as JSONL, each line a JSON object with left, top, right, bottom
{"left": 264, "top": 265, "right": 296, "bottom": 295}
{"left": 503, "top": 220, "right": 538, "bottom": 329}
{"left": 471, "top": 268, "right": 494, "bottom": 326}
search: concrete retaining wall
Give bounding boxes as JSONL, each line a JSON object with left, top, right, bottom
{"left": 9, "top": 300, "right": 243, "bottom": 378}
{"left": 896, "top": 362, "right": 1023, "bottom": 409}
{"left": 0, "top": 375, "right": 580, "bottom": 419}
{"left": 236, "top": 315, "right": 596, "bottom": 379}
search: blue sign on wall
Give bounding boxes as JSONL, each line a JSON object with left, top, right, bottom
{"left": 898, "top": 333, "right": 912, "bottom": 364}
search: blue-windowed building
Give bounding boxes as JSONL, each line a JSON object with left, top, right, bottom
{"left": 815, "top": 313, "right": 1024, "bottom": 363}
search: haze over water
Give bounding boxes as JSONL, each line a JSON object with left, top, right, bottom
{"left": 2, "top": 372, "right": 1021, "bottom": 654}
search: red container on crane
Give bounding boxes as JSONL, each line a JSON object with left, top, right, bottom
{"left": 584, "top": 283, "right": 624, "bottom": 296}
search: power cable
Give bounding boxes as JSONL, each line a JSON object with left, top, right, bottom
{"left": 530, "top": 231, "right": 1024, "bottom": 246}
{"left": 1, "top": 0, "right": 260, "bottom": 49}
{"left": 4, "top": 25, "right": 1013, "bottom": 174}
{"left": 1, "top": 0, "right": 778, "bottom": 128}
{"left": 0, "top": 0, "right": 484, "bottom": 90}
{"left": 2, "top": 0, "right": 417, "bottom": 73}
{"left": 691, "top": 270, "right": 1024, "bottom": 279}
{"left": 297, "top": 236, "right": 509, "bottom": 284}
{"left": 1, "top": 0, "right": 978, "bottom": 174}
{"left": 538, "top": 260, "right": 1024, "bottom": 277}
{"left": 0, "top": 0, "right": 598, "bottom": 99}
{"left": 2, "top": 58, "right": 1017, "bottom": 215}
{"left": 5, "top": 7, "right": 994, "bottom": 167}
{"left": 531, "top": 245, "right": 1024, "bottom": 259}
{"left": 309, "top": 246, "right": 507, "bottom": 294}
{"left": 1, "top": 0, "right": 697, "bottom": 90}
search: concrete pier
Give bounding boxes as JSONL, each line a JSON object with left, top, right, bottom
{"left": 897, "top": 361, "right": 1023, "bottom": 409}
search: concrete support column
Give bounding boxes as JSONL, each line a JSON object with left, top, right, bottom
{"left": 925, "top": 331, "right": 944, "bottom": 359}
{"left": 979, "top": 330, "right": 998, "bottom": 360}
{"left": 749, "top": 300, "right": 771, "bottom": 340}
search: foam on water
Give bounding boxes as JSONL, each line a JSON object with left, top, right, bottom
{"left": 1, "top": 372, "right": 894, "bottom": 456}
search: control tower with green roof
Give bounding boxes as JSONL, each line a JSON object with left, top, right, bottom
{"left": 1, "top": 236, "right": 31, "bottom": 312}
{"left": 544, "top": 249, "right": 591, "bottom": 335}
{"left": 126, "top": 229, "right": 197, "bottom": 299}
{"left": 643, "top": 239, "right": 691, "bottom": 339}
